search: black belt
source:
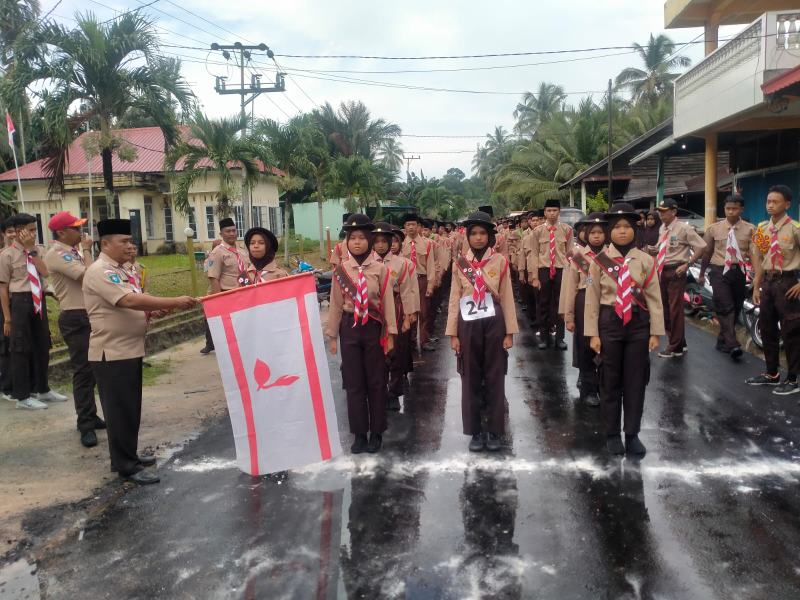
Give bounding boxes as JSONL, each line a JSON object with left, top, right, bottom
{"left": 662, "top": 263, "right": 684, "bottom": 270}
{"left": 764, "top": 270, "right": 798, "bottom": 281}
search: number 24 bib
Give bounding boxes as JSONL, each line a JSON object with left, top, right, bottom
{"left": 459, "top": 294, "right": 496, "bottom": 321}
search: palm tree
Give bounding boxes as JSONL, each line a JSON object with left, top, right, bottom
{"left": 166, "top": 112, "right": 264, "bottom": 219}
{"left": 313, "top": 100, "right": 401, "bottom": 159}
{"left": 8, "top": 12, "right": 193, "bottom": 215}
{"left": 330, "top": 155, "right": 373, "bottom": 213}
{"left": 379, "top": 137, "right": 404, "bottom": 173}
{"left": 296, "top": 117, "right": 334, "bottom": 258}
{"left": 513, "top": 82, "right": 567, "bottom": 136}
{"left": 615, "top": 33, "right": 691, "bottom": 104}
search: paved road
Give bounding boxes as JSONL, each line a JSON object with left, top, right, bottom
{"left": 24, "top": 310, "right": 800, "bottom": 599}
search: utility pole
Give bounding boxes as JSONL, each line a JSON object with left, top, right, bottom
{"left": 211, "top": 42, "right": 286, "bottom": 231}
{"left": 404, "top": 155, "right": 420, "bottom": 179}
{"left": 607, "top": 78, "right": 613, "bottom": 205}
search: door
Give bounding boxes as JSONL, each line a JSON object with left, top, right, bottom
{"left": 129, "top": 209, "right": 145, "bottom": 256}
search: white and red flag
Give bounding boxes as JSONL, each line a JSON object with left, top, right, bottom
{"left": 5, "top": 112, "right": 15, "bottom": 147}
{"left": 201, "top": 273, "right": 342, "bottom": 475}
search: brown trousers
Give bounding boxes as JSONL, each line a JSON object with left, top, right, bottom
{"left": 574, "top": 289, "right": 599, "bottom": 393}
{"left": 537, "top": 267, "right": 564, "bottom": 341}
{"left": 410, "top": 275, "right": 430, "bottom": 348}
{"left": 456, "top": 303, "right": 508, "bottom": 435}
{"left": 660, "top": 266, "right": 687, "bottom": 352}
{"left": 760, "top": 272, "right": 800, "bottom": 376}
{"left": 521, "top": 270, "right": 538, "bottom": 324}
{"left": 708, "top": 265, "right": 746, "bottom": 350}
{"left": 339, "top": 313, "right": 388, "bottom": 435}
{"left": 388, "top": 292, "right": 409, "bottom": 398}
{"left": 598, "top": 306, "right": 651, "bottom": 436}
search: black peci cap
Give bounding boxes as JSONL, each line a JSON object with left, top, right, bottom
{"left": 97, "top": 219, "right": 132, "bottom": 237}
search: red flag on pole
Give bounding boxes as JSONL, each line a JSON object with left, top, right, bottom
{"left": 5, "top": 112, "right": 15, "bottom": 147}
{"left": 200, "top": 273, "right": 342, "bottom": 476}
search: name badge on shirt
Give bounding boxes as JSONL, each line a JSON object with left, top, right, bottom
{"left": 459, "top": 294, "right": 496, "bottom": 321}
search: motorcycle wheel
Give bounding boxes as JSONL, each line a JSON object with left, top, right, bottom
{"left": 743, "top": 311, "right": 763, "bottom": 349}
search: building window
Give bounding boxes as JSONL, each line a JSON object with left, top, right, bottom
{"left": 48, "top": 213, "right": 57, "bottom": 240}
{"left": 144, "top": 197, "right": 155, "bottom": 239}
{"left": 98, "top": 203, "right": 108, "bottom": 221}
{"left": 187, "top": 207, "right": 197, "bottom": 237}
{"left": 205, "top": 206, "right": 215, "bottom": 240}
{"left": 164, "top": 205, "right": 173, "bottom": 242}
{"left": 269, "top": 207, "right": 282, "bottom": 236}
{"left": 251, "top": 207, "right": 264, "bottom": 228}
{"left": 232, "top": 205, "right": 244, "bottom": 238}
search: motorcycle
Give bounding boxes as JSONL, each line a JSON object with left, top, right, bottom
{"left": 291, "top": 258, "right": 332, "bottom": 305}
{"left": 683, "top": 263, "right": 715, "bottom": 319}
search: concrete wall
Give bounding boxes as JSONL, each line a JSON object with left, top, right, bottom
{"left": 293, "top": 198, "right": 346, "bottom": 241}
{"left": 736, "top": 166, "right": 800, "bottom": 225}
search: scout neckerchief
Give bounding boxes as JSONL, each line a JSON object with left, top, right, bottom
{"left": 333, "top": 263, "right": 389, "bottom": 325}
{"left": 455, "top": 249, "right": 499, "bottom": 303}
{"left": 723, "top": 222, "right": 744, "bottom": 275}
{"left": 592, "top": 251, "right": 655, "bottom": 314}
{"left": 615, "top": 257, "right": 633, "bottom": 325}
{"left": 125, "top": 263, "right": 143, "bottom": 294}
{"left": 223, "top": 243, "right": 247, "bottom": 282}
{"left": 24, "top": 249, "right": 43, "bottom": 316}
{"left": 547, "top": 225, "right": 557, "bottom": 280}
{"left": 769, "top": 215, "right": 791, "bottom": 270}
{"left": 656, "top": 225, "right": 670, "bottom": 275}
{"left": 409, "top": 238, "right": 418, "bottom": 267}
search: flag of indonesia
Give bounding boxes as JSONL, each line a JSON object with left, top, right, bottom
{"left": 6, "top": 112, "right": 15, "bottom": 147}
{"left": 201, "top": 273, "right": 342, "bottom": 475}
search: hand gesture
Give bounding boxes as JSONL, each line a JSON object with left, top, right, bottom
{"left": 531, "top": 279, "right": 541, "bottom": 290}
{"left": 3, "top": 322, "right": 9, "bottom": 337}
{"left": 589, "top": 336, "right": 601, "bottom": 354}
{"left": 565, "top": 321, "right": 575, "bottom": 333}
{"left": 786, "top": 283, "right": 800, "bottom": 301}
{"left": 80, "top": 234, "right": 93, "bottom": 250}
{"left": 502, "top": 334, "right": 513, "bottom": 350}
{"left": 172, "top": 296, "right": 197, "bottom": 310}
{"left": 17, "top": 228, "right": 35, "bottom": 249}
{"left": 648, "top": 335, "right": 660, "bottom": 352}
{"left": 450, "top": 336, "right": 461, "bottom": 357}
{"left": 752, "top": 286, "right": 761, "bottom": 306}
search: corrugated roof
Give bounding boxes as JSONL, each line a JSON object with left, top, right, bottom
{"left": 0, "top": 126, "right": 281, "bottom": 182}
{"left": 761, "top": 64, "right": 800, "bottom": 96}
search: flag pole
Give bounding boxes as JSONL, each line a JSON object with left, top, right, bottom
{"left": 10, "top": 142, "right": 24, "bottom": 211}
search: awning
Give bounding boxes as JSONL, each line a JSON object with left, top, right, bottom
{"left": 629, "top": 136, "right": 675, "bottom": 166}
{"left": 761, "top": 64, "right": 800, "bottom": 96}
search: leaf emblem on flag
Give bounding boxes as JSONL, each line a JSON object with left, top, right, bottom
{"left": 253, "top": 359, "right": 300, "bottom": 391}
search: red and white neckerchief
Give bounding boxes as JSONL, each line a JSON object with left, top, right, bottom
{"left": 224, "top": 244, "right": 246, "bottom": 273}
{"left": 723, "top": 224, "right": 744, "bottom": 275}
{"left": 769, "top": 218, "right": 785, "bottom": 270}
{"left": 409, "top": 239, "right": 418, "bottom": 267}
{"left": 656, "top": 226, "right": 670, "bottom": 275}
{"left": 25, "top": 250, "right": 43, "bottom": 317}
{"left": 547, "top": 225, "right": 557, "bottom": 280}
{"left": 126, "top": 265, "right": 142, "bottom": 294}
{"left": 71, "top": 246, "right": 85, "bottom": 265}
{"left": 352, "top": 265, "right": 369, "bottom": 327}
{"left": 470, "top": 248, "right": 493, "bottom": 304}
{"left": 614, "top": 256, "right": 633, "bottom": 325}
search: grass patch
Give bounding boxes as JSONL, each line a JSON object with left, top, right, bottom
{"left": 142, "top": 360, "right": 172, "bottom": 386}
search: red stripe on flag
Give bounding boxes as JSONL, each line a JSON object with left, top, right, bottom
{"left": 296, "top": 293, "right": 332, "bottom": 460}
{"left": 222, "top": 313, "right": 260, "bottom": 476}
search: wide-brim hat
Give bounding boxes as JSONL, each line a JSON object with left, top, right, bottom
{"left": 372, "top": 221, "right": 394, "bottom": 236}
{"left": 462, "top": 211, "right": 497, "bottom": 233}
{"left": 578, "top": 212, "right": 608, "bottom": 227}
{"left": 477, "top": 205, "right": 494, "bottom": 217}
{"left": 391, "top": 225, "right": 405, "bottom": 241}
{"left": 605, "top": 202, "right": 640, "bottom": 222}
{"left": 244, "top": 227, "right": 278, "bottom": 253}
{"left": 342, "top": 213, "right": 375, "bottom": 232}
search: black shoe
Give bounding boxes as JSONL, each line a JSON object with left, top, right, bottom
{"left": 367, "top": 433, "right": 382, "bottom": 453}
{"left": 429, "top": 336, "right": 440, "bottom": 343}
{"left": 422, "top": 343, "right": 436, "bottom": 352}
{"left": 585, "top": 392, "right": 601, "bottom": 407}
{"left": 715, "top": 340, "right": 728, "bottom": 352}
{"left": 537, "top": 338, "right": 548, "bottom": 350}
{"left": 730, "top": 347, "right": 743, "bottom": 360}
{"left": 485, "top": 433, "right": 502, "bottom": 451}
{"left": 773, "top": 380, "right": 800, "bottom": 396}
{"left": 80, "top": 430, "right": 98, "bottom": 448}
{"left": 468, "top": 434, "right": 485, "bottom": 452}
{"left": 625, "top": 435, "right": 647, "bottom": 456}
{"left": 745, "top": 373, "right": 781, "bottom": 386}
{"left": 606, "top": 436, "right": 625, "bottom": 455}
{"left": 200, "top": 346, "right": 214, "bottom": 355}
{"left": 93, "top": 417, "right": 107, "bottom": 430}
{"left": 138, "top": 455, "right": 157, "bottom": 467}
{"left": 122, "top": 469, "right": 160, "bottom": 485}
{"left": 387, "top": 395, "right": 401, "bottom": 412}
{"left": 555, "top": 339, "right": 568, "bottom": 351}
{"left": 351, "top": 434, "right": 368, "bottom": 454}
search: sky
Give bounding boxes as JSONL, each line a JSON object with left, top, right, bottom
{"left": 47, "top": 0, "right": 744, "bottom": 179}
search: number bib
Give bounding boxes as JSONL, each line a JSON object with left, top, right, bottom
{"left": 459, "top": 294, "right": 496, "bottom": 321}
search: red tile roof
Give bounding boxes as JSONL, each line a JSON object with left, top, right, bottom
{"left": 0, "top": 126, "right": 281, "bottom": 182}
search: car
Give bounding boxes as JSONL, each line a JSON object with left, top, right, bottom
{"left": 559, "top": 207, "right": 586, "bottom": 229}
{"left": 676, "top": 208, "right": 705, "bottom": 232}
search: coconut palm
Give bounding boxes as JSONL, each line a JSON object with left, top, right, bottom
{"left": 330, "top": 154, "right": 374, "bottom": 213}
{"left": 296, "top": 117, "right": 334, "bottom": 258}
{"left": 313, "top": 100, "right": 401, "bottom": 159}
{"left": 615, "top": 33, "right": 691, "bottom": 104}
{"left": 166, "top": 112, "right": 264, "bottom": 218}
{"left": 7, "top": 12, "right": 193, "bottom": 214}
{"left": 0, "top": 0, "right": 40, "bottom": 66}
{"left": 379, "top": 137, "right": 404, "bottom": 173}
{"left": 513, "top": 82, "right": 567, "bottom": 136}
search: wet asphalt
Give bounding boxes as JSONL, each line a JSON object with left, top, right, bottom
{"left": 16, "top": 304, "right": 800, "bottom": 599}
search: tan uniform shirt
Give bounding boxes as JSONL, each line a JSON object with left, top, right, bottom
{"left": 401, "top": 235, "right": 436, "bottom": 294}
{"left": 529, "top": 222, "right": 574, "bottom": 274}
{"left": 446, "top": 249, "right": 519, "bottom": 337}
{"left": 659, "top": 219, "right": 706, "bottom": 266}
{"left": 375, "top": 252, "right": 419, "bottom": 315}
{"left": 519, "top": 229, "right": 533, "bottom": 272}
{"left": 507, "top": 231, "right": 521, "bottom": 268}
{"left": 330, "top": 241, "right": 346, "bottom": 267}
{"left": 0, "top": 242, "right": 46, "bottom": 293}
{"left": 558, "top": 245, "right": 598, "bottom": 326}
{"left": 434, "top": 236, "right": 452, "bottom": 281}
{"left": 584, "top": 246, "right": 665, "bottom": 337}
{"left": 44, "top": 241, "right": 90, "bottom": 310}
{"left": 751, "top": 215, "right": 800, "bottom": 272}
{"left": 325, "top": 253, "right": 397, "bottom": 338}
{"left": 702, "top": 218, "right": 755, "bottom": 268}
{"left": 245, "top": 259, "right": 288, "bottom": 284}
{"left": 83, "top": 252, "right": 149, "bottom": 361}
{"left": 207, "top": 241, "right": 249, "bottom": 290}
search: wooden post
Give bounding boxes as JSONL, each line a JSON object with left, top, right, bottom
{"left": 325, "top": 227, "right": 332, "bottom": 262}
{"left": 705, "top": 133, "right": 718, "bottom": 230}
{"left": 186, "top": 235, "right": 199, "bottom": 297}
{"left": 299, "top": 235, "right": 304, "bottom": 260}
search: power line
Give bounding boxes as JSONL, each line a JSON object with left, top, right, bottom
{"left": 402, "top": 134, "right": 486, "bottom": 138}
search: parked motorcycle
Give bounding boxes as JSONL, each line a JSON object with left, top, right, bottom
{"left": 291, "top": 258, "right": 332, "bottom": 305}
{"left": 683, "top": 263, "right": 715, "bottom": 319}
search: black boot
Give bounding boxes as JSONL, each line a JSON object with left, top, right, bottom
{"left": 537, "top": 335, "right": 549, "bottom": 350}
{"left": 367, "top": 433, "right": 382, "bottom": 453}
{"left": 625, "top": 435, "right": 647, "bottom": 456}
{"left": 351, "top": 434, "right": 368, "bottom": 454}
{"left": 468, "top": 433, "right": 484, "bottom": 452}
{"left": 584, "top": 391, "right": 601, "bottom": 407}
{"left": 485, "top": 433, "right": 502, "bottom": 451}
{"left": 387, "top": 395, "right": 401, "bottom": 412}
{"left": 606, "top": 435, "right": 625, "bottom": 455}
{"left": 555, "top": 339, "right": 568, "bottom": 351}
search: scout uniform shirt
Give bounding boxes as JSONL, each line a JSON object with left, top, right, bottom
{"left": 559, "top": 244, "right": 598, "bottom": 327}
{"left": 43, "top": 241, "right": 90, "bottom": 310}
{"left": 751, "top": 214, "right": 800, "bottom": 272}
{"left": 519, "top": 228, "right": 533, "bottom": 272}
{"left": 401, "top": 235, "right": 436, "bottom": 295}
{"left": 325, "top": 252, "right": 398, "bottom": 339}
{"left": 529, "top": 221, "right": 574, "bottom": 274}
{"left": 207, "top": 241, "right": 250, "bottom": 290}
{"left": 434, "top": 235, "right": 452, "bottom": 281}
{"left": 244, "top": 259, "right": 289, "bottom": 285}
{"left": 330, "top": 241, "right": 346, "bottom": 267}
{"left": 0, "top": 241, "right": 46, "bottom": 293}
{"left": 445, "top": 248, "right": 519, "bottom": 337}
{"left": 82, "top": 252, "right": 148, "bottom": 361}
{"left": 584, "top": 246, "right": 666, "bottom": 337}
{"left": 659, "top": 219, "right": 706, "bottom": 267}
{"left": 702, "top": 218, "right": 755, "bottom": 268}
{"left": 375, "top": 252, "right": 419, "bottom": 316}
{"left": 507, "top": 230, "right": 521, "bottom": 269}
